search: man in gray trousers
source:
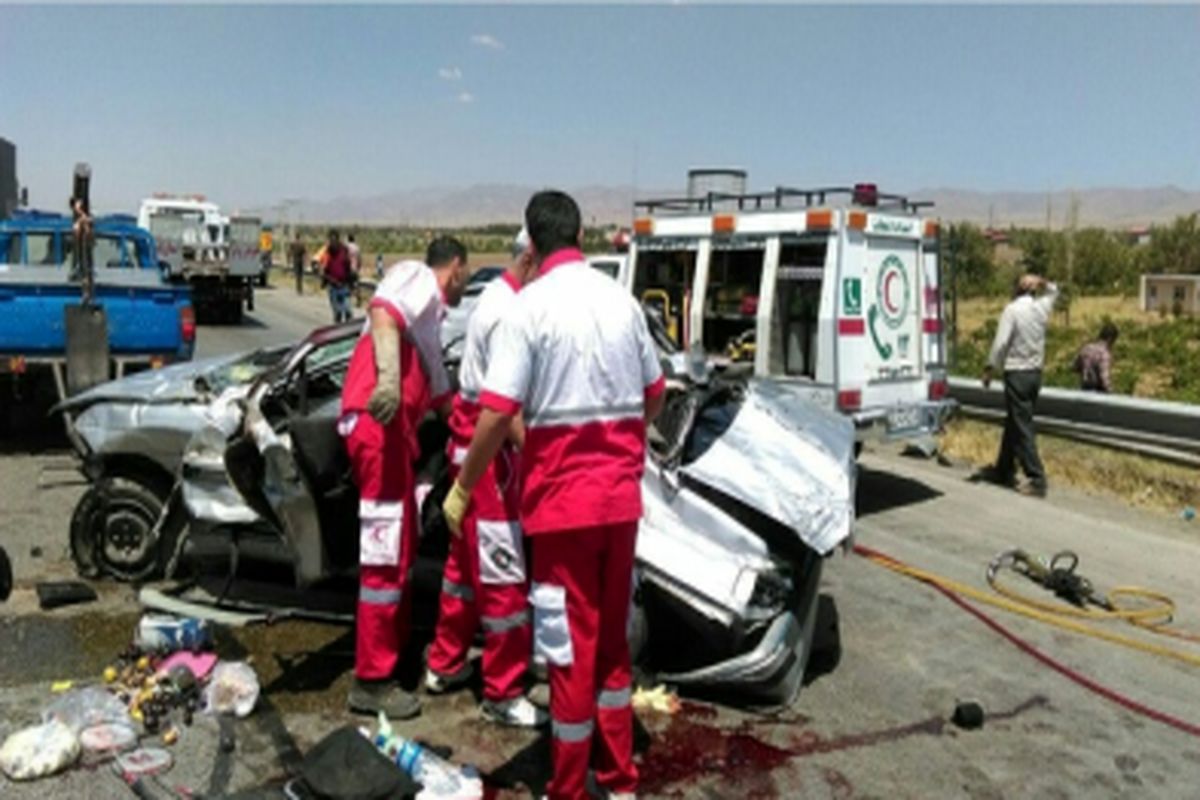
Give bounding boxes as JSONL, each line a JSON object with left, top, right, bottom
{"left": 980, "top": 274, "right": 1058, "bottom": 498}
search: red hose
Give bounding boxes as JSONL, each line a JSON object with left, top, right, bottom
{"left": 853, "top": 544, "right": 1200, "bottom": 739}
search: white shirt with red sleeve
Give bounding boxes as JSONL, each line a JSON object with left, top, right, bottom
{"left": 479, "top": 249, "right": 665, "bottom": 535}
{"left": 365, "top": 259, "right": 451, "bottom": 406}
{"left": 340, "top": 260, "right": 452, "bottom": 424}
{"left": 447, "top": 271, "right": 521, "bottom": 452}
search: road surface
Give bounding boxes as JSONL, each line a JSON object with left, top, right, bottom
{"left": 1, "top": 287, "right": 1198, "bottom": 798}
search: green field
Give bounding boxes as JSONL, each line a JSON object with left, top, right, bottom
{"left": 951, "top": 295, "right": 1200, "bottom": 403}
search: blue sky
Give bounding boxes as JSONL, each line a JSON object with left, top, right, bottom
{"left": 2, "top": 4, "right": 1198, "bottom": 212}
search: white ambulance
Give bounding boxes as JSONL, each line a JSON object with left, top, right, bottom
{"left": 625, "top": 183, "right": 954, "bottom": 444}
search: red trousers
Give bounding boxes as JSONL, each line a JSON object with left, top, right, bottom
{"left": 428, "top": 448, "right": 531, "bottom": 701}
{"left": 532, "top": 523, "right": 639, "bottom": 800}
{"left": 344, "top": 412, "right": 419, "bottom": 681}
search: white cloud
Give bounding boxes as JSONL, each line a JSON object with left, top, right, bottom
{"left": 470, "top": 33, "right": 504, "bottom": 50}
{"left": 438, "top": 66, "right": 462, "bottom": 81}
{"left": 455, "top": 91, "right": 475, "bottom": 104}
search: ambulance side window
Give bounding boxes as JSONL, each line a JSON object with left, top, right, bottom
{"left": 769, "top": 241, "right": 827, "bottom": 379}
{"left": 632, "top": 248, "right": 696, "bottom": 349}
{"left": 703, "top": 243, "right": 764, "bottom": 360}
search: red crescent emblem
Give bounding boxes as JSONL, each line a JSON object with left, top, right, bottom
{"left": 884, "top": 271, "right": 899, "bottom": 314}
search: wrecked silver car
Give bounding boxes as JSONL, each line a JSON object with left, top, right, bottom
{"left": 61, "top": 314, "right": 854, "bottom": 705}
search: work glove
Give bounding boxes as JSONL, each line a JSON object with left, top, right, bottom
{"left": 367, "top": 321, "right": 401, "bottom": 425}
{"left": 443, "top": 481, "right": 471, "bottom": 538}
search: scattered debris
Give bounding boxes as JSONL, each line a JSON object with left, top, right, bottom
{"left": 29, "top": 545, "right": 43, "bottom": 559}
{"left": 1182, "top": 506, "right": 1196, "bottom": 522}
{"left": 632, "top": 685, "right": 683, "bottom": 715}
{"left": 134, "top": 613, "right": 212, "bottom": 653}
{"left": 115, "top": 746, "right": 173, "bottom": 777}
{"left": 372, "top": 711, "right": 483, "bottom": 799}
{"left": 952, "top": 700, "right": 985, "bottom": 730}
{"left": 0, "top": 720, "right": 80, "bottom": 781}
{"left": 35, "top": 580, "right": 98, "bottom": 610}
{"left": 43, "top": 686, "right": 132, "bottom": 734}
{"left": 0, "top": 545, "right": 11, "bottom": 602}
{"left": 79, "top": 722, "right": 138, "bottom": 763}
{"left": 204, "top": 661, "right": 260, "bottom": 718}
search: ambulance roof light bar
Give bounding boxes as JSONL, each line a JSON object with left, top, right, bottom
{"left": 635, "top": 185, "right": 933, "bottom": 216}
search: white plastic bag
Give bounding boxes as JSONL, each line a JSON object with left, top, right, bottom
{"left": 0, "top": 720, "right": 80, "bottom": 781}
{"left": 41, "top": 686, "right": 132, "bottom": 734}
{"left": 204, "top": 661, "right": 260, "bottom": 718}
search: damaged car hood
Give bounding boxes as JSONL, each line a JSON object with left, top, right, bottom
{"left": 636, "top": 378, "right": 854, "bottom": 626}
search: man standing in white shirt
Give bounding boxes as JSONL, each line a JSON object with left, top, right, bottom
{"left": 981, "top": 273, "right": 1058, "bottom": 497}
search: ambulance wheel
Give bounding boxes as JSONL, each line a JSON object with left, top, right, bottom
{"left": 70, "top": 475, "right": 183, "bottom": 582}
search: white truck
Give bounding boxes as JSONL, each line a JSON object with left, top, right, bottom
{"left": 138, "top": 196, "right": 262, "bottom": 323}
{"left": 625, "top": 182, "right": 954, "bottom": 446}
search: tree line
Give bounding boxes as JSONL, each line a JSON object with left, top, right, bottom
{"left": 945, "top": 213, "right": 1200, "bottom": 299}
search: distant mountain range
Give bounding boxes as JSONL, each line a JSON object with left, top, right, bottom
{"left": 256, "top": 184, "right": 1200, "bottom": 230}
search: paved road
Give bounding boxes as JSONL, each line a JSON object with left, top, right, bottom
{"left": 195, "top": 283, "right": 352, "bottom": 360}
{"left": 2, "top": 295, "right": 1199, "bottom": 797}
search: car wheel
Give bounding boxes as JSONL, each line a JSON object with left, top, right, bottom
{"left": 69, "top": 476, "right": 183, "bottom": 582}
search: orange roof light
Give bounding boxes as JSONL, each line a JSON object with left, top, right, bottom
{"left": 633, "top": 218, "right": 653, "bottom": 236}
{"left": 807, "top": 210, "right": 833, "bottom": 230}
{"left": 848, "top": 211, "right": 868, "bottom": 231}
{"left": 924, "top": 220, "right": 940, "bottom": 239}
{"left": 712, "top": 214, "right": 736, "bottom": 234}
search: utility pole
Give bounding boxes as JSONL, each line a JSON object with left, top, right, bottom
{"left": 1064, "top": 191, "right": 1079, "bottom": 327}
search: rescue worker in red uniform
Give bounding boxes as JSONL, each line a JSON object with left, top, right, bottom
{"left": 425, "top": 230, "right": 547, "bottom": 728}
{"left": 445, "top": 192, "right": 665, "bottom": 799}
{"left": 340, "top": 237, "right": 470, "bottom": 718}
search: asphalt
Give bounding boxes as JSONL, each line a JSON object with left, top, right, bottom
{"left": 1, "top": 287, "right": 1199, "bottom": 798}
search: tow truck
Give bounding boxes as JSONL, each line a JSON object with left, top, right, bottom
{"left": 625, "top": 181, "right": 954, "bottom": 445}
{"left": 0, "top": 168, "right": 194, "bottom": 431}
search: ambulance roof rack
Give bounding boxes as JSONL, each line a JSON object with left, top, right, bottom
{"left": 635, "top": 185, "right": 934, "bottom": 216}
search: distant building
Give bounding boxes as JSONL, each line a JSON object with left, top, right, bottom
{"left": 1127, "top": 225, "right": 1152, "bottom": 247}
{"left": 0, "top": 137, "right": 16, "bottom": 220}
{"left": 1140, "top": 274, "right": 1200, "bottom": 315}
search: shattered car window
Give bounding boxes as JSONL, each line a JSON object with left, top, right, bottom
{"left": 203, "top": 347, "right": 292, "bottom": 394}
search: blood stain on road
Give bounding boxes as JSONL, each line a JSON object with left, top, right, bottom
{"left": 637, "top": 695, "right": 1050, "bottom": 797}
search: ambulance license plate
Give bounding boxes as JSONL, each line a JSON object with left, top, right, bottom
{"left": 886, "top": 406, "right": 923, "bottom": 435}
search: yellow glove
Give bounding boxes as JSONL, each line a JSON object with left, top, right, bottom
{"left": 442, "top": 481, "right": 471, "bottom": 538}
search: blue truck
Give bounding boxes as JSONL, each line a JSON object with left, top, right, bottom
{"left": 0, "top": 210, "right": 195, "bottom": 416}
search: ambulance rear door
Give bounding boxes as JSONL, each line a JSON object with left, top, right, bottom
{"left": 839, "top": 213, "right": 927, "bottom": 430}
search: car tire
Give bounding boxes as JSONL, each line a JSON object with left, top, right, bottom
{"left": 69, "top": 475, "right": 184, "bottom": 583}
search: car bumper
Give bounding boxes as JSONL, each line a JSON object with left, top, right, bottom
{"left": 851, "top": 398, "right": 957, "bottom": 441}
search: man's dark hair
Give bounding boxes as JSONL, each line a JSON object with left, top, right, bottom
{"left": 525, "top": 190, "right": 582, "bottom": 257}
{"left": 347, "top": 234, "right": 356, "bottom": 244}
{"left": 1099, "top": 321, "right": 1119, "bottom": 343}
{"left": 426, "top": 236, "right": 467, "bottom": 268}
{"left": 328, "top": 229, "right": 340, "bottom": 242}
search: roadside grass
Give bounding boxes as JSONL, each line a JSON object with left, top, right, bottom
{"left": 940, "top": 418, "right": 1200, "bottom": 516}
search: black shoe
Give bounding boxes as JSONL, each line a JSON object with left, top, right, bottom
{"left": 347, "top": 679, "right": 422, "bottom": 719}
{"left": 970, "top": 467, "right": 1016, "bottom": 488}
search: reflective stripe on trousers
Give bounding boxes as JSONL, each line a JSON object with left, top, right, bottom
{"left": 442, "top": 577, "right": 475, "bottom": 602}
{"left": 359, "top": 586, "right": 402, "bottom": 605}
{"left": 481, "top": 609, "right": 530, "bottom": 634}
{"left": 552, "top": 718, "right": 594, "bottom": 744}
{"left": 597, "top": 685, "right": 632, "bottom": 709}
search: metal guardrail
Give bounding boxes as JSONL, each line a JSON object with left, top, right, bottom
{"left": 948, "top": 377, "right": 1200, "bottom": 467}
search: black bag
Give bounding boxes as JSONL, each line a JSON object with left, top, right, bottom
{"left": 295, "top": 727, "right": 420, "bottom": 800}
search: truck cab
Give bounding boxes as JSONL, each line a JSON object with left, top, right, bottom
{"left": 626, "top": 184, "right": 953, "bottom": 443}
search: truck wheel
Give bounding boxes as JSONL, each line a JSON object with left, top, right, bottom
{"left": 69, "top": 476, "right": 183, "bottom": 582}
{"left": 229, "top": 298, "right": 244, "bottom": 325}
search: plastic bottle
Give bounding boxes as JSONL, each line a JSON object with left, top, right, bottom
{"left": 373, "top": 713, "right": 482, "bottom": 799}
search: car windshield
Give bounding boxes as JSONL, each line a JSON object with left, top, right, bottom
{"left": 202, "top": 346, "right": 292, "bottom": 394}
